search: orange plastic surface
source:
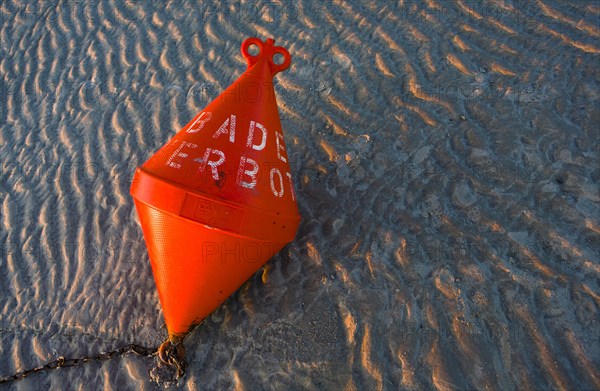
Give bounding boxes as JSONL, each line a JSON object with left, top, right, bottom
{"left": 130, "top": 37, "right": 301, "bottom": 338}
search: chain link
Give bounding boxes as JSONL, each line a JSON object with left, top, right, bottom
{"left": 157, "top": 339, "right": 186, "bottom": 380}
{"left": 0, "top": 344, "right": 158, "bottom": 384}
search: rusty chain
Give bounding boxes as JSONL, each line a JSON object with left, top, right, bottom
{"left": 157, "top": 338, "right": 187, "bottom": 379}
{"left": 0, "top": 344, "right": 158, "bottom": 384}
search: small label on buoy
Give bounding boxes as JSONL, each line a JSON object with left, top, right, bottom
{"left": 180, "top": 193, "right": 245, "bottom": 232}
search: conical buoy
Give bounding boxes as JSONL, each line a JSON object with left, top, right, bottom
{"left": 130, "top": 38, "right": 301, "bottom": 349}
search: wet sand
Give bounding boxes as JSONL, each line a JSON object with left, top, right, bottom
{"left": 1, "top": 0, "right": 599, "bottom": 389}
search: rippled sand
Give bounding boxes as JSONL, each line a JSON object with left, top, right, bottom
{"left": 1, "top": 0, "right": 599, "bottom": 389}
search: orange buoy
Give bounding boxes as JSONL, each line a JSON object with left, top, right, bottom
{"left": 131, "top": 37, "right": 300, "bottom": 344}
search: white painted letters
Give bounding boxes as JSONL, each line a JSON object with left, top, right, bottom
{"left": 194, "top": 148, "right": 225, "bottom": 180}
{"left": 270, "top": 168, "right": 284, "bottom": 197}
{"left": 186, "top": 111, "right": 212, "bottom": 133}
{"left": 246, "top": 121, "right": 267, "bottom": 151}
{"left": 166, "top": 141, "right": 197, "bottom": 169}
{"left": 237, "top": 156, "right": 259, "bottom": 189}
{"left": 169, "top": 113, "right": 296, "bottom": 199}
{"left": 285, "top": 172, "right": 295, "bottom": 201}
{"left": 213, "top": 115, "right": 236, "bottom": 143}
{"left": 275, "top": 131, "right": 287, "bottom": 163}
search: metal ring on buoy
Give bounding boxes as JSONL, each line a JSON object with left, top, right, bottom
{"left": 157, "top": 339, "right": 186, "bottom": 379}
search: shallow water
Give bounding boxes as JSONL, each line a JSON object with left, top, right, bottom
{"left": 1, "top": 0, "right": 599, "bottom": 390}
